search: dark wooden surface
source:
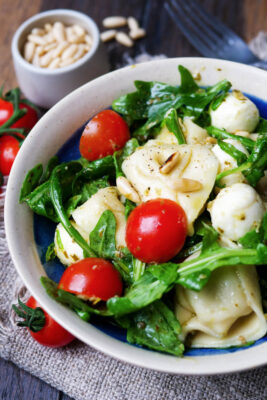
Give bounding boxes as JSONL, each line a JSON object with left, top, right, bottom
{"left": 0, "top": 0, "right": 267, "bottom": 399}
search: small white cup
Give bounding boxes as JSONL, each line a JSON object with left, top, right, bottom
{"left": 12, "top": 9, "right": 109, "bottom": 108}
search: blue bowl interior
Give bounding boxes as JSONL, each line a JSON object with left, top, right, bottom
{"left": 34, "top": 93, "right": 267, "bottom": 356}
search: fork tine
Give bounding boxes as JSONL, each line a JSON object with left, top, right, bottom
{"left": 165, "top": 0, "right": 219, "bottom": 57}
{"left": 182, "top": 0, "right": 238, "bottom": 39}
{"left": 174, "top": 0, "right": 221, "bottom": 51}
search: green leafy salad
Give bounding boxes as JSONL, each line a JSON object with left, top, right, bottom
{"left": 20, "top": 65, "right": 267, "bottom": 356}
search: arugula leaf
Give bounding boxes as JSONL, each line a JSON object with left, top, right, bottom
{"left": 207, "top": 126, "right": 254, "bottom": 152}
{"left": 23, "top": 161, "right": 81, "bottom": 222}
{"left": 239, "top": 211, "right": 267, "bottom": 249}
{"left": 256, "top": 117, "right": 267, "bottom": 134}
{"left": 45, "top": 243, "right": 56, "bottom": 262}
{"left": 124, "top": 199, "right": 136, "bottom": 218}
{"left": 163, "top": 108, "right": 186, "bottom": 144}
{"left": 216, "top": 135, "right": 267, "bottom": 187}
{"left": 72, "top": 155, "right": 115, "bottom": 195}
{"left": 19, "top": 164, "right": 43, "bottom": 202}
{"left": 50, "top": 164, "right": 95, "bottom": 257}
{"left": 243, "top": 135, "right": 267, "bottom": 185}
{"left": 178, "top": 65, "right": 198, "bottom": 93}
{"left": 108, "top": 223, "right": 267, "bottom": 316}
{"left": 79, "top": 177, "right": 109, "bottom": 203}
{"left": 113, "top": 66, "right": 231, "bottom": 141}
{"left": 89, "top": 210, "right": 117, "bottom": 259}
{"left": 40, "top": 156, "right": 59, "bottom": 183}
{"left": 132, "top": 258, "right": 146, "bottom": 281}
{"left": 120, "top": 300, "right": 184, "bottom": 356}
{"left": 113, "top": 247, "right": 134, "bottom": 285}
{"left": 107, "top": 263, "right": 178, "bottom": 316}
{"left": 217, "top": 140, "right": 248, "bottom": 165}
{"left": 41, "top": 277, "right": 112, "bottom": 317}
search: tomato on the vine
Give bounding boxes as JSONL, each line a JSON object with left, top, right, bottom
{"left": 58, "top": 258, "right": 123, "bottom": 301}
{"left": 12, "top": 102, "right": 38, "bottom": 131}
{"left": 0, "top": 135, "right": 20, "bottom": 175}
{"left": 13, "top": 296, "right": 75, "bottom": 348}
{"left": 0, "top": 99, "right": 38, "bottom": 131}
{"left": 126, "top": 198, "right": 187, "bottom": 263}
{"left": 79, "top": 110, "right": 130, "bottom": 161}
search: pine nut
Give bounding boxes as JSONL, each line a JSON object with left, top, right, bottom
{"left": 35, "top": 45, "right": 45, "bottom": 56}
{"left": 115, "top": 32, "right": 133, "bottom": 47}
{"left": 32, "top": 27, "right": 45, "bottom": 36}
{"left": 59, "top": 57, "right": 75, "bottom": 68}
{"left": 129, "top": 28, "right": 146, "bottom": 40}
{"left": 32, "top": 52, "right": 40, "bottom": 67}
{"left": 61, "top": 44, "right": 78, "bottom": 60}
{"left": 23, "top": 21, "right": 93, "bottom": 69}
{"left": 159, "top": 152, "right": 180, "bottom": 174}
{"left": 100, "top": 29, "right": 116, "bottom": 42}
{"left": 44, "top": 23, "right": 53, "bottom": 32}
{"left": 73, "top": 44, "right": 86, "bottom": 61}
{"left": 24, "top": 41, "right": 35, "bottom": 62}
{"left": 53, "top": 41, "right": 68, "bottom": 57}
{"left": 206, "top": 137, "right": 217, "bottom": 144}
{"left": 28, "top": 34, "right": 46, "bottom": 46}
{"left": 173, "top": 178, "right": 203, "bottom": 193}
{"left": 43, "top": 32, "right": 56, "bottom": 44}
{"left": 48, "top": 57, "right": 61, "bottom": 69}
{"left": 116, "top": 176, "right": 140, "bottom": 203}
{"left": 127, "top": 17, "right": 139, "bottom": 31}
{"left": 103, "top": 16, "right": 127, "bottom": 28}
{"left": 43, "top": 42, "right": 57, "bottom": 52}
{"left": 40, "top": 50, "right": 55, "bottom": 67}
{"left": 85, "top": 34, "right": 93, "bottom": 46}
{"left": 53, "top": 21, "right": 66, "bottom": 42}
{"left": 73, "top": 24, "right": 85, "bottom": 37}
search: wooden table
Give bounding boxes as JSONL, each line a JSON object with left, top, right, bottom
{"left": 0, "top": 0, "right": 266, "bottom": 399}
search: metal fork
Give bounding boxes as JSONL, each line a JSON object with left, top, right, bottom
{"left": 165, "top": 0, "right": 267, "bottom": 69}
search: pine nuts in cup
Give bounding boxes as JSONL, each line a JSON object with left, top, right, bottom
{"left": 23, "top": 21, "right": 93, "bottom": 69}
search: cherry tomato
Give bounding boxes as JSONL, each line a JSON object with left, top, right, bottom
{"left": 0, "top": 99, "right": 13, "bottom": 125}
{"left": 126, "top": 198, "right": 187, "bottom": 263}
{"left": 26, "top": 296, "right": 75, "bottom": 348}
{"left": 58, "top": 258, "right": 123, "bottom": 301}
{"left": 12, "top": 102, "right": 38, "bottom": 131}
{"left": 0, "top": 99, "right": 38, "bottom": 131}
{"left": 79, "top": 110, "right": 130, "bottom": 161}
{"left": 0, "top": 135, "right": 20, "bottom": 175}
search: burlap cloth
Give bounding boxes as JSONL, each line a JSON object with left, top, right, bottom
{"left": 1, "top": 34, "right": 267, "bottom": 400}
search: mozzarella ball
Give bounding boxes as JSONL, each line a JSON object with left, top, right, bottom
{"left": 210, "top": 91, "right": 259, "bottom": 133}
{"left": 212, "top": 139, "right": 248, "bottom": 186}
{"left": 208, "top": 183, "right": 264, "bottom": 241}
{"left": 54, "top": 222, "right": 87, "bottom": 266}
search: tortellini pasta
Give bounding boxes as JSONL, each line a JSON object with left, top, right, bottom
{"left": 55, "top": 187, "right": 126, "bottom": 266}
{"left": 122, "top": 141, "right": 219, "bottom": 234}
{"left": 175, "top": 264, "right": 267, "bottom": 348}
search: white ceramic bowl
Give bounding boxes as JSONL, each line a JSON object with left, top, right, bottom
{"left": 5, "top": 58, "right": 267, "bottom": 375}
{"left": 11, "top": 9, "right": 109, "bottom": 108}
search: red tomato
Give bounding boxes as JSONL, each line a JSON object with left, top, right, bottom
{"left": 126, "top": 198, "right": 187, "bottom": 263}
{"left": 26, "top": 296, "right": 75, "bottom": 348}
{"left": 58, "top": 258, "right": 123, "bottom": 301}
{"left": 0, "top": 135, "right": 20, "bottom": 175}
{"left": 0, "top": 99, "right": 38, "bottom": 131}
{"left": 12, "top": 102, "right": 38, "bottom": 131}
{"left": 79, "top": 110, "right": 130, "bottom": 161}
{"left": 0, "top": 99, "right": 13, "bottom": 125}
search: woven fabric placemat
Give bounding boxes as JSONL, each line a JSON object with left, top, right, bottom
{"left": 1, "top": 36, "right": 267, "bottom": 399}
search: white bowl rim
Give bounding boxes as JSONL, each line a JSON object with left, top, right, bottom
{"left": 5, "top": 57, "right": 267, "bottom": 376}
{"left": 11, "top": 9, "right": 100, "bottom": 74}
